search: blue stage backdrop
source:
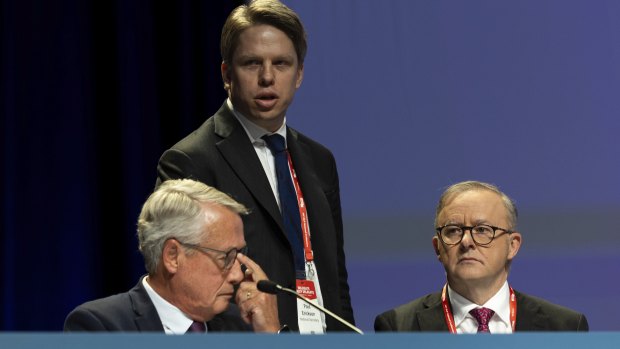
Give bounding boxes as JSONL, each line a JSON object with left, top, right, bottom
{"left": 285, "top": 0, "right": 620, "bottom": 331}
{"left": 2, "top": 0, "right": 619, "bottom": 331}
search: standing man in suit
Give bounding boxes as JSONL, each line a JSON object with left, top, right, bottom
{"left": 64, "top": 179, "right": 281, "bottom": 333}
{"left": 375, "top": 181, "right": 588, "bottom": 333}
{"left": 156, "top": 0, "right": 354, "bottom": 333}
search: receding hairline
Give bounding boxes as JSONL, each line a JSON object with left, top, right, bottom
{"left": 434, "top": 181, "right": 518, "bottom": 229}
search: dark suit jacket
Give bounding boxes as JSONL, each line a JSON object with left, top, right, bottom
{"left": 64, "top": 277, "right": 251, "bottom": 332}
{"left": 374, "top": 289, "right": 589, "bottom": 332}
{"left": 156, "top": 102, "right": 354, "bottom": 331}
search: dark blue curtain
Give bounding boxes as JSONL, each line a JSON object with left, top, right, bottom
{"left": 1, "top": 0, "right": 243, "bottom": 330}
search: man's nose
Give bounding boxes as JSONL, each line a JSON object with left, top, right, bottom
{"left": 460, "top": 228, "right": 476, "bottom": 248}
{"left": 228, "top": 258, "right": 245, "bottom": 283}
{"left": 259, "top": 64, "right": 275, "bottom": 85}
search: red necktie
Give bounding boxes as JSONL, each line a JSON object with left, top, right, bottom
{"left": 469, "top": 307, "right": 494, "bottom": 333}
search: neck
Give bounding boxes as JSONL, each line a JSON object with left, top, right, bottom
{"left": 256, "top": 118, "right": 284, "bottom": 134}
{"left": 146, "top": 274, "right": 172, "bottom": 301}
{"left": 147, "top": 274, "right": 211, "bottom": 322}
{"left": 448, "top": 275, "right": 507, "bottom": 305}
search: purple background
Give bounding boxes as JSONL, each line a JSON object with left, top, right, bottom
{"left": 285, "top": 0, "right": 620, "bottom": 331}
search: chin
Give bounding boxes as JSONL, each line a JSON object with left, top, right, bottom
{"left": 453, "top": 268, "right": 486, "bottom": 281}
{"left": 213, "top": 300, "right": 231, "bottom": 314}
{"left": 255, "top": 111, "right": 282, "bottom": 121}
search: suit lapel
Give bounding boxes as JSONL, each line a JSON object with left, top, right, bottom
{"left": 129, "top": 277, "right": 165, "bottom": 331}
{"left": 515, "top": 291, "right": 550, "bottom": 331}
{"left": 213, "top": 109, "right": 284, "bottom": 233}
{"left": 286, "top": 127, "right": 333, "bottom": 226}
{"left": 417, "top": 293, "right": 450, "bottom": 331}
{"left": 285, "top": 128, "right": 335, "bottom": 259}
{"left": 286, "top": 128, "right": 322, "bottom": 212}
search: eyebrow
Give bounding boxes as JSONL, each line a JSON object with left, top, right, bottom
{"left": 235, "top": 53, "right": 296, "bottom": 61}
{"left": 442, "top": 219, "right": 490, "bottom": 226}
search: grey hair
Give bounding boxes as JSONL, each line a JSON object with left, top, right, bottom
{"left": 137, "top": 179, "right": 248, "bottom": 274}
{"left": 434, "top": 180, "right": 518, "bottom": 230}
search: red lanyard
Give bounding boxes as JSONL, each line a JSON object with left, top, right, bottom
{"left": 286, "top": 153, "right": 313, "bottom": 263}
{"left": 441, "top": 283, "right": 517, "bottom": 333}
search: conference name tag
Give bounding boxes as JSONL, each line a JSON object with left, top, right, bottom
{"left": 296, "top": 279, "right": 324, "bottom": 334}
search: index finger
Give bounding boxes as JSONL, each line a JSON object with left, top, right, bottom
{"left": 237, "top": 252, "right": 269, "bottom": 281}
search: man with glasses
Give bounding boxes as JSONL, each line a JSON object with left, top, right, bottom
{"left": 64, "top": 179, "right": 281, "bottom": 333}
{"left": 374, "top": 180, "right": 588, "bottom": 333}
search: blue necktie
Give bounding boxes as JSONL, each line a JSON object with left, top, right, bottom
{"left": 263, "top": 134, "right": 305, "bottom": 278}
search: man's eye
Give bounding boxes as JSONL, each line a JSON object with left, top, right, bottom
{"left": 275, "top": 60, "right": 293, "bottom": 68}
{"left": 444, "top": 227, "right": 461, "bottom": 235}
{"left": 474, "top": 226, "right": 492, "bottom": 234}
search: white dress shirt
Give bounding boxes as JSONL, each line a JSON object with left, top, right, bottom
{"left": 448, "top": 281, "right": 513, "bottom": 334}
{"left": 142, "top": 277, "right": 206, "bottom": 334}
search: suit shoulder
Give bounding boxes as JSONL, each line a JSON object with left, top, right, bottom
{"left": 375, "top": 293, "right": 440, "bottom": 331}
{"left": 168, "top": 117, "right": 217, "bottom": 153}
{"left": 64, "top": 291, "right": 136, "bottom": 331}
{"left": 289, "top": 127, "right": 335, "bottom": 157}
{"left": 390, "top": 293, "right": 441, "bottom": 316}
{"left": 517, "top": 291, "right": 584, "bottom": 317}
{"left": 69, "top": 292, "right": 133, "bottom": 318}
{"left": 516, "top": 291, "right": 589, "bottom": 331}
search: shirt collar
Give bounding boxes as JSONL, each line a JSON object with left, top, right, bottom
{"left": 227, "top": 98, "right": 287, "bottom": 144}
{"left": 142, "top": 276, "right": 205, "bottom": 334}
{"left": 447, "top": 281, "right": 511, "bottom": 329}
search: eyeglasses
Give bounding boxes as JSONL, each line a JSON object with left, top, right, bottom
{"left": 179, "top": 241, "right": 248, "bottom": 270}
{"left": 435, "top": 224, "right": 513, "bottom": 246}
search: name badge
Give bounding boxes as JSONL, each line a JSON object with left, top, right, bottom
{"left": 296, "top": 279, "right": 325, "bottom": 334}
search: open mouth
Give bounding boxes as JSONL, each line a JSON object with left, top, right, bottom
{"left": 255, "top": 92, "right": 278, "bottom": 109}
{"left": 256, "top": 100, "right": 276, "bottom": 110}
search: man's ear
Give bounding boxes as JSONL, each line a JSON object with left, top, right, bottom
{"left": 507, "top": 231, "right": 522, "bottom": 261}
{"left": 295, "top": 63, "right": 304, "bottom": 89}
{"left": 161, "top": 239, "right": 181, "bottom": 274}
{"left": 432, "top": 236, "right": 441, "bottom": 259}
{"left": 221, "top": 61, "right": 231, "bottom": 91}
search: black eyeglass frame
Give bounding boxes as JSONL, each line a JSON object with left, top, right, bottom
{"left": 435, "top": 224, "right": 513, "bottom": 246}
{"left": 177, "top": 240, "right": 248, "bottom": 270}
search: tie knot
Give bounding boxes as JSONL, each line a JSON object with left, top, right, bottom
{"left": 263, "top": 134, "right": 286, "bottom": 153}
{"left": 469, "top": 307, "right": 495, "bottom": 333}
{"left": 187, "top": 321, "right": 206, "bottom": 333}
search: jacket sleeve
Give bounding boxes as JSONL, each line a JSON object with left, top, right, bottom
{"left": 64, "top": 307, "right": 108, "bottom": 331}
